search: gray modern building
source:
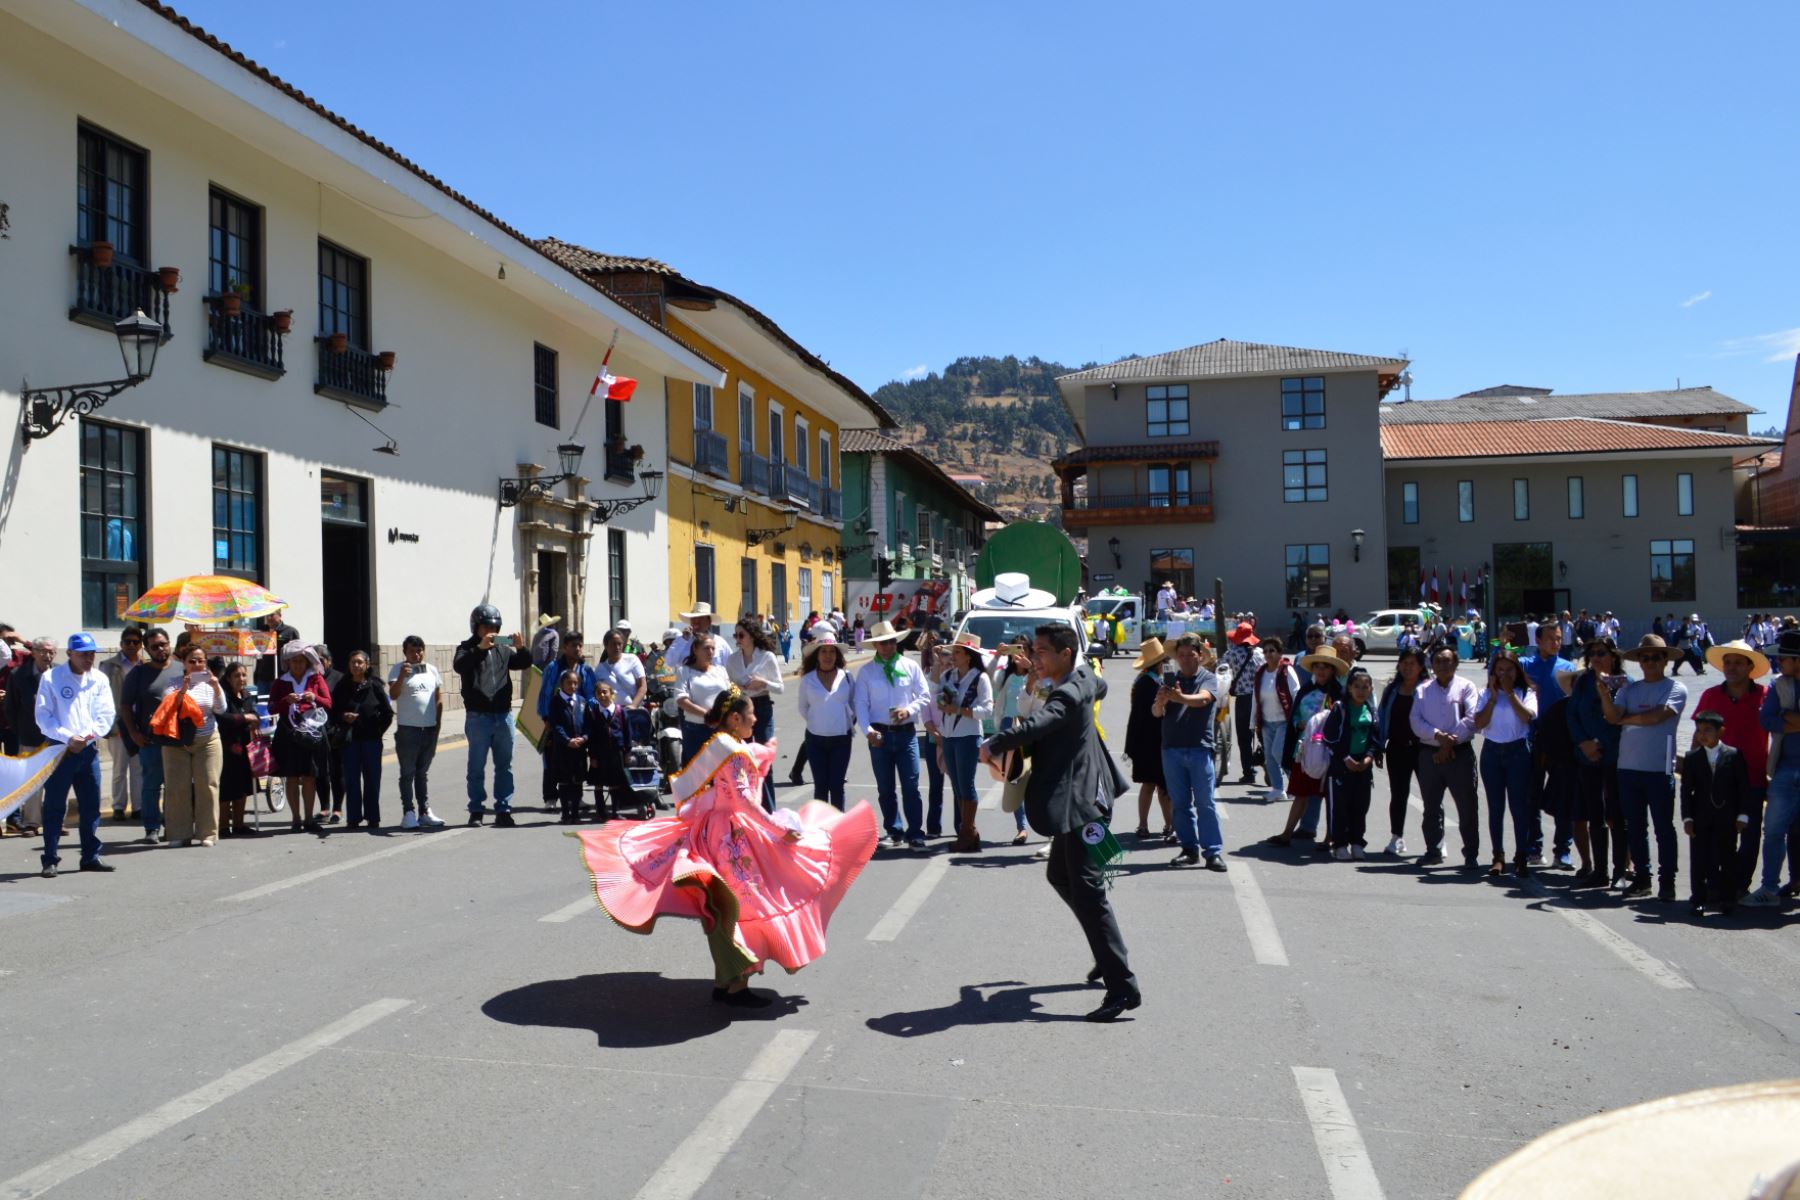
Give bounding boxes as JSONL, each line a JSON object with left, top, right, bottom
{"left": 1054, "top": 342, "right": 1778, "bottom": 627}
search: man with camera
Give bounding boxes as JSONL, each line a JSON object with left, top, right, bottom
{"left": 454, "top": 604, "right": 531, "bottom": 827}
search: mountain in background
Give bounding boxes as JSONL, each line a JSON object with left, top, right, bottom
{"left": 868, "top": 355, "right": 1111, "bottom": 521}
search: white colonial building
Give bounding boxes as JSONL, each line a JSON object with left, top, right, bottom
{"left": 0, "top": 0, "right": 723, "bottom": 670}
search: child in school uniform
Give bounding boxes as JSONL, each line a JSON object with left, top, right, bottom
{"left": 1680, "top": 710, "right": 1752, "bottom": 915}
{"left": 586, "top": 682, "right": 635, "bottom": 822}
{"left": 546, "top": 668, "right": 592, "bottom": 825}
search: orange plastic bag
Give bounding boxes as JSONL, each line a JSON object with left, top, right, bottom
{"left": 149, "top": 688, "right": 205, "bottom": 740}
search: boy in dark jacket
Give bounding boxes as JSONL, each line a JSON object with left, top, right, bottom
{"left": 546, "top": 669, "right": 592, "bottom": 824}
{"left": 1681, "top": 710, "right": 1751, "bottom": 914}
{"left": 586, "top": 682, "right": 636, "bottom": 822}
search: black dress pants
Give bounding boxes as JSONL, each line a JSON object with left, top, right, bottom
{"left": 1386, "top": 741, "right": 1420, "bottom": 837}
{"left": 1046, "top": 829, "right": 1135, "bottom": 994}
{"left": 1233, "top": 697, "right": 1257, "bottom": 780}
{"left": 1689, "top": 811, "right": 1737, "bottom": 905}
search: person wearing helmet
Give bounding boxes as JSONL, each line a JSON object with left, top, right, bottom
{"left": 615, "top": 619, "right": 646, "bottom": 659}
{"left": 454, "top": 604, "right": 530, "bottom": 827}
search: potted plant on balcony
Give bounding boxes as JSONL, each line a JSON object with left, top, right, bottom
{"left": 328, "top": 330, "right": 348, "bottom": 354}
{"left": 157, "top": 266, "right": 181, "bottom": 293}
{"left": 87, "top": 241, "right": 114, "bottom": 269}
{"left": 218, "top": 281, "right": 251, "bottom": 317}
{"left": 271, "top": 309, "right": 294, "bottom": 334}
{"left": 376, "top": 350, "right": 396, "bottom": 372}
{"left": 627, "top": 444, "right": 645, "bottom": 461}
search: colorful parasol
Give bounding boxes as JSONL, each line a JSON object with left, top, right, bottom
{"left": 121, "top": 575, "right": 287, "bottom": 624}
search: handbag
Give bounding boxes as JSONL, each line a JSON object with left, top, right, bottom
{"left": 248, "top": 736, "right": 274, "bottom": 779}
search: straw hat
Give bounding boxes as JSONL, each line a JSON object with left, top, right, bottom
{"left": 678, "top": 602, "right": 715, "bottom": 621}
{"left": 1132, "top": 637, "right": 1171, "bottom": 672}
{"left": 1620, "top": 634, "right": 1672, "bottom": 663}
{"left": 862, "top": 620, "right": 904, "bottom": 645}
{"left": 802, "top": 630, "right": 846, "bottom": 670}
{"left": 1705, "top": 639, "right": 1770, "bottom": 678}
{"left": 1296, "top": 647, "right": 1349, "bottom": 677}
{"left": 948, "top": 632, "right": 992, "bottom": 666}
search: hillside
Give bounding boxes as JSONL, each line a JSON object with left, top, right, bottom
{"left": 869, "top": 355, "right": 1099, "bottom": 521}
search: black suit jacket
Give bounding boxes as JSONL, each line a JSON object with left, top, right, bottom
{"left": 986, "top": 663, "right": 1128, "bottom": 836}
{"left": 1680, "top": 743, "right": 1751, "bottom": 822}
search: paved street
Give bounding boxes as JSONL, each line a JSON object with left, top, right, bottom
{"left": 2, "top": 659, "right": 1797, "bottom": 1200}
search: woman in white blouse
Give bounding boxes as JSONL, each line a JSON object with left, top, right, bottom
{"left": 674, "top": 634, "right": 733, "bottom": 769}
{"left": 163, "top": 643, "right": 229, "bottom": 847}
{"left": 797, "top": 631, "right": 857, "bottom": 810}
{"left": 1472, "top": 648, "right": 1539, "bottom": 879}
{"left": 729, "top": 620, "right": 786, "bottom": 812}
{"left": 936, "top": 635, "right": 995, "bottom": 852}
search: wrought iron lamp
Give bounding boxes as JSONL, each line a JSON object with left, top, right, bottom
{"left": 590, "top": 466, "right": 664, "bottom": 525}
{"left": 1351, "top": 527, "right": 1366, "bottom": 562}
{"left": 20, "top": 309, "right": 163, "bottom": 443}
{"left": 499, "top": 441, "right": 587, "bottom": 507}
{"left": 745, "top": 507, "right": 798, "bottom": 547}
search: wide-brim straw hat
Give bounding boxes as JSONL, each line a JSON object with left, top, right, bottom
{"left": 1705, "top": 639, "right": 1770, "bottom": 678}
{"left": 948, "top": 632, "right": 992, "bottom": 666}
{"left": 802, "top": 630, "right": 845, "bottom": 669}
{"left": 1297, "top": 648, "right": 1349, "bottom": 677}
{"left": 863, "top": 620, "right": 903, "bottom": 645}
{"left": 679, "top": 602, "right": 714, "bottom": 621}
{"left": 1620, "top": 634, "right": 1671, "bottom": 663}
{"left": 1132, "top": 637, "right": 1171, "bottom": 672}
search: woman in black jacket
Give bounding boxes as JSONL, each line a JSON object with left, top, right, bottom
{"left": 1323, "top": 667, "right": 1385, "bottom": 860}
{"left": 331, "top": 651, "right": 394, "bottom": 830}
{"left": 1124, "top": 638, "right": 1173, "bottom": 839}
{"left": 216, "top": 661, "right": 265, "bottom": 838}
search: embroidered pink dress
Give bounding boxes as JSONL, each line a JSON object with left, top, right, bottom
{"left": 571, "top": 733, "right": 877, "bottom": 985}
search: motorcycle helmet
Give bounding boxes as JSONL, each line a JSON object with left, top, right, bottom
{"left": 470, "top": 603, "right": 503, "bottom": 633}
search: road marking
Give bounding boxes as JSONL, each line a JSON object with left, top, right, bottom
{"left": 539, "top": 896, "right": 596, "bottom": 923}
{"left": 977, "top": 779, "right": 1005, "bottom": 810}
{"left": 1292, "top": 1066, "right": 1387, "bottom": 1200}
{"left": 631, "top": 1029, "right": 817, "bottom": 1200}
{"left": 865, "top": 856, "right": 950, "bottom": 942}
{"left": 0, "top": 997, "right": 410, "bottom": 1200}
{"left": 1227, "top": 861, "right": 1289, "bottom": 966}
{"left": 1527, "top": 883, "right": 1691, "bottom": 990}
{"left": 218, "top": 827, "right": 473, "bottom": 902}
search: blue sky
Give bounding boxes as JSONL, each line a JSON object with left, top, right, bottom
{"left": 176, "top": 1, "right": 1799, "bottom": 418}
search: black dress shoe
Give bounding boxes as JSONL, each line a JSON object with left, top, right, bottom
{"left": 40, "top": 864, "right": 56, "bottom": 879}
{"left": 466, "top": 813, "right": 483, "bottom": 827}
{"left": 79, "top": 859, "right": 116, "bottom": 872}
{"left": 494, "top": 812, "right": 517, "bottom": 828}
{"left": 1417, "top": 850, "right": 1445, "bottom": 866}
{"left": 1085, "top": 965, "right": 1105, "bottom": 986}
{"left": 1657, "top": 879, "right": 1676, "bottom": 902}
{"left": 1203, "top": 853, "right": 1228, "bottom": 872}
{"left": 1085, "top": 988, "right": 1142, "bottom": 1023}
{"left": 712, "top": 986, "right": 774, "bottom": 1008}
{"left": 1169, "top": 847, "right": 1200, "bottom": 867}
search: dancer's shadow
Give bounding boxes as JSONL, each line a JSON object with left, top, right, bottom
{"left": 484, "top": 972, "right": 807, "bottom": 1048}
{"left": 866, "top": 981, "right": 1095, "bottom": 1037}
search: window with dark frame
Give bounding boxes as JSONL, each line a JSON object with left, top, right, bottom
{"left": 1458, "top": 480, "right": 1475, "bottom": 522}
{"left": 1285, "top": 543, "right": 1331, "bottom": 608}
{"left": 1150, "top": 547, "right": 1195, "bottom": 600}
{"left": 1567, "top": 476, "right": 1584, "bottom": 519}
{"left": 1146, "top": 385, "right": 1189, "bottom": 437}
{"left": 1622, "top": 474, "right": 1639, "bottom": 518}
{"left": 740, "top": 557, "right": 758, "bottom": 619}
{"left": 317, "top": 239, "right": 369, "bottom": 348}
{"left": 208, "top": 188, "right": 261, "bottom": 306}
{"left": 1649, "top": 538, "right": 1696, "bottom": 603}
{"left": 77, "top": 124, "right": 147, "bottom": 263}
{"left": 79, "top": 419, "right": 146, "bottom": 629}
{"left": 533, "top": 343, "right": 558, "bottom": 428}
{"left": 1677, "top": 472, "right": 1694, "bottom": 516}
{"left": 1147, "top": 463, "right": 1191, "bottom": 507}
{"left": 694, "top": 383, "right": 714, "bottom": 430}
{"left": 1513, "top": 478, "right": 1530, "bottom": 520}
{"left": 212, "top": 445, "right": 263, "bottom": 582}
{"left": 738, "top": 387, "right": 755, "bottom": 449}
{"left": 605, "top": 394, "right": 623, "bottom": 447}
{"left": 1282, "top": 449, "right": 1327, "bottom": 502}
{"left": 695, "top": 544, "right": 717, "bottom": 609}
{"left": 1280, "top": 376, "right": 1326, "bottom": 430}
{"left": 607, "top": 529, "right": 628, "bottom": 632}
{"left": 1401, "top": 481, "right": 1419, "bottom": 524}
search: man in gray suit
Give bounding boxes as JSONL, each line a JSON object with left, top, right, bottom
{"left": 983, "top": 624, "right": 1140, "bottom": 1022}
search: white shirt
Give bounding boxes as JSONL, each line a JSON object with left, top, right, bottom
{"left": 1156, "top": 586, "right": 1176, "bottom": 612}
{"left": 673, "top": 663, "right": 732, "bottom": 723}
{"left": 387, "top": 661, "right": 442, "bottom": 727}
{"left": 594, "top": 654, "right": 646, "bottom": 704}
{"left": 1704, "top": 743, "right": 1722, "bottom": 769}
{"left": 798, "top": 669, "right": 858, "bottom": 737}
{"left": 179, "top": 672, "right": 229, "bottom": 737}
{"left": 1476, "top": 686, "right": 1537, "bottom": 744}
{"left": 855, "top": 654, "right": 930, "bottom": 729}
{"left": 934, "top": 666, "right": 993, "bottom": 739}
{"left": 35, "top": 664, "right": 116, "bottom": 744}
{"left": 667, "top": 630, "right": 732, "bottom": 674}
{"left": 727, "top": 648, "right": 785, "bottom": 697}
{"left": 1258, "top": 661, "right": 1298, "bottom": 723}
{"left": 1525, "top": 621, "right": 1540, "bottom": 645}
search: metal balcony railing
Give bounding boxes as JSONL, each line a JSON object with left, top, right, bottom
{"left": 1070, "top": 490, "right": 1214, "bottom": 510}
{"left": 69, "top": 250, "right": 173, "bottom": 339}
{"left": 603, "top": 444, "right": 640, "bottom": 483}
{"left": 695, "top": 428, "right": 730, "bottom": 478}
{"left": 739, "top": 450, "right": 771, "bottom": 495}
{"left": 819, "top": 487, "right": 843, "bottom": 519}
{"left": 314, "top": 340, "right": 389, "bottom": 408}
{"left": 774, "top": 463, "right": 814, "bottom": 509}
{"left": 202, "top": 299, "right": 286, "bottom": 378}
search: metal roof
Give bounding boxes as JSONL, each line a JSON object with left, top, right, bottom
{"left": 1057, "top": 339, "right": 1406, "bottom": 384}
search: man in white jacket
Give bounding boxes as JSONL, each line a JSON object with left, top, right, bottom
{"left": 34, "top": 632, "right": 117, "bottom": 878}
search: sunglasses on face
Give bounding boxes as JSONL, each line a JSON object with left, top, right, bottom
{"left": 1639, "top": 654, "right": 1666, "bottom": 663}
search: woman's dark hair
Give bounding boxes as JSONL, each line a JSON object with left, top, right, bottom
{"left": 221, "top": 661, "right": 247, "bottom": 692}
{"left": 737, "top": 620, "right": 777, "bottom": 654}
{"left": 1582, "top": 636, "right": 1619, "bottom": 664}
{"left": 1392, "top": 646, "right": 1427, "bottom": 685}
{"left": 402, "top": 635, "right": 426, "bottom": 652}
{"left": 1261, "top": 636, "right": 1285, "bottom": 659}
{"left": 685, "top": 636, "right": 715, "bottom": 667}
{"left": 803, "top": 640, "right": 841, "bottom": 675}
{"left": 347, "top": 650, "right": 371, "bottom": 674}
{"left": 704, "top": 685, "right": 752, "bottom": 728}
{"left": 1345, "top": 666, "right": 1374, "bottom": 698}
{"left": 1488, "top": 648, "right": 1530, "bottom": 692}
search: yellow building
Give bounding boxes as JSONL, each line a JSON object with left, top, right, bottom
{"left": 538, "top": 241, "right": 895, "bottom": 630}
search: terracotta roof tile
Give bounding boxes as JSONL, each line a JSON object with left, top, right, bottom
{"left": 1381, "top": 387, "right": 1752, "bottom": 423}
{"left": 1059, "top": 339, "right": 1406, "bottom": 384}
{"left": 1381, "top": 418, "right": 1774, "bottom": 461}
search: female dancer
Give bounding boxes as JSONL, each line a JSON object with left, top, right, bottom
{"left": 569, "top": 687, "right": 877, "bottom": 1007}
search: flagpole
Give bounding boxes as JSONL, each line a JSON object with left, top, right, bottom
{"left": 568, "top": 328, "right": 621, "bottom": 442}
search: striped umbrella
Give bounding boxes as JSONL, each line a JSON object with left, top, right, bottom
{"left": 121, "top": 575, "right": 287, "bottom": 624}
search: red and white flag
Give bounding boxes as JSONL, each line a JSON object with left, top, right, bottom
{"left": 1430, "top": 567, "right": 1440, "bottom": 605}
{"left": 1460, "top": 569, "right": 1469, "bottom": 606}
{"left": 590, "top": 330, "right": 637, "bottom": 402}
{"left": 1419, "top": 567, "right": 1426, "bottom": 601}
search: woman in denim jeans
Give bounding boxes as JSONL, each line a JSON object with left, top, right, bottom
{"left": 1474, "top": 649, "right": 1538, "bottom": 878}
{"left": 916, "top": 632, "right": 950, "bottom": 838}
{"left": 991, "top": 637, "right": 1037, "bottom": 843}
{"left": 1252, "top": 637, "right": 1297, "bottom": 805}
{"left": 331, "top": 651, "right": 394, "bottom": 829}
{"left": 935, "top": 637, "right": 994, "bottom": 852}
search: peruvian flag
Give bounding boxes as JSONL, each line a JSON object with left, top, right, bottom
{"left": 1460, "top": 569, "right": 1469, "bottom": 607}
{"left": 1430, "top": 567, "right": 1440, "bottom": 605}
{"left": 591, "top": 331, "right": 637, "bottom": 402}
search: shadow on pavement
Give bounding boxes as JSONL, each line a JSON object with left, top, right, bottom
{"left": 483, "top": 972, "right": 808, "bottom": 1047}
{"left": 866, "top": 981, "right": 1095, "bottom": 1037}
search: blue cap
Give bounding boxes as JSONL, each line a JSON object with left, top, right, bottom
{"left": 67, "top": 632, "right": 98, "bottom": 653}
